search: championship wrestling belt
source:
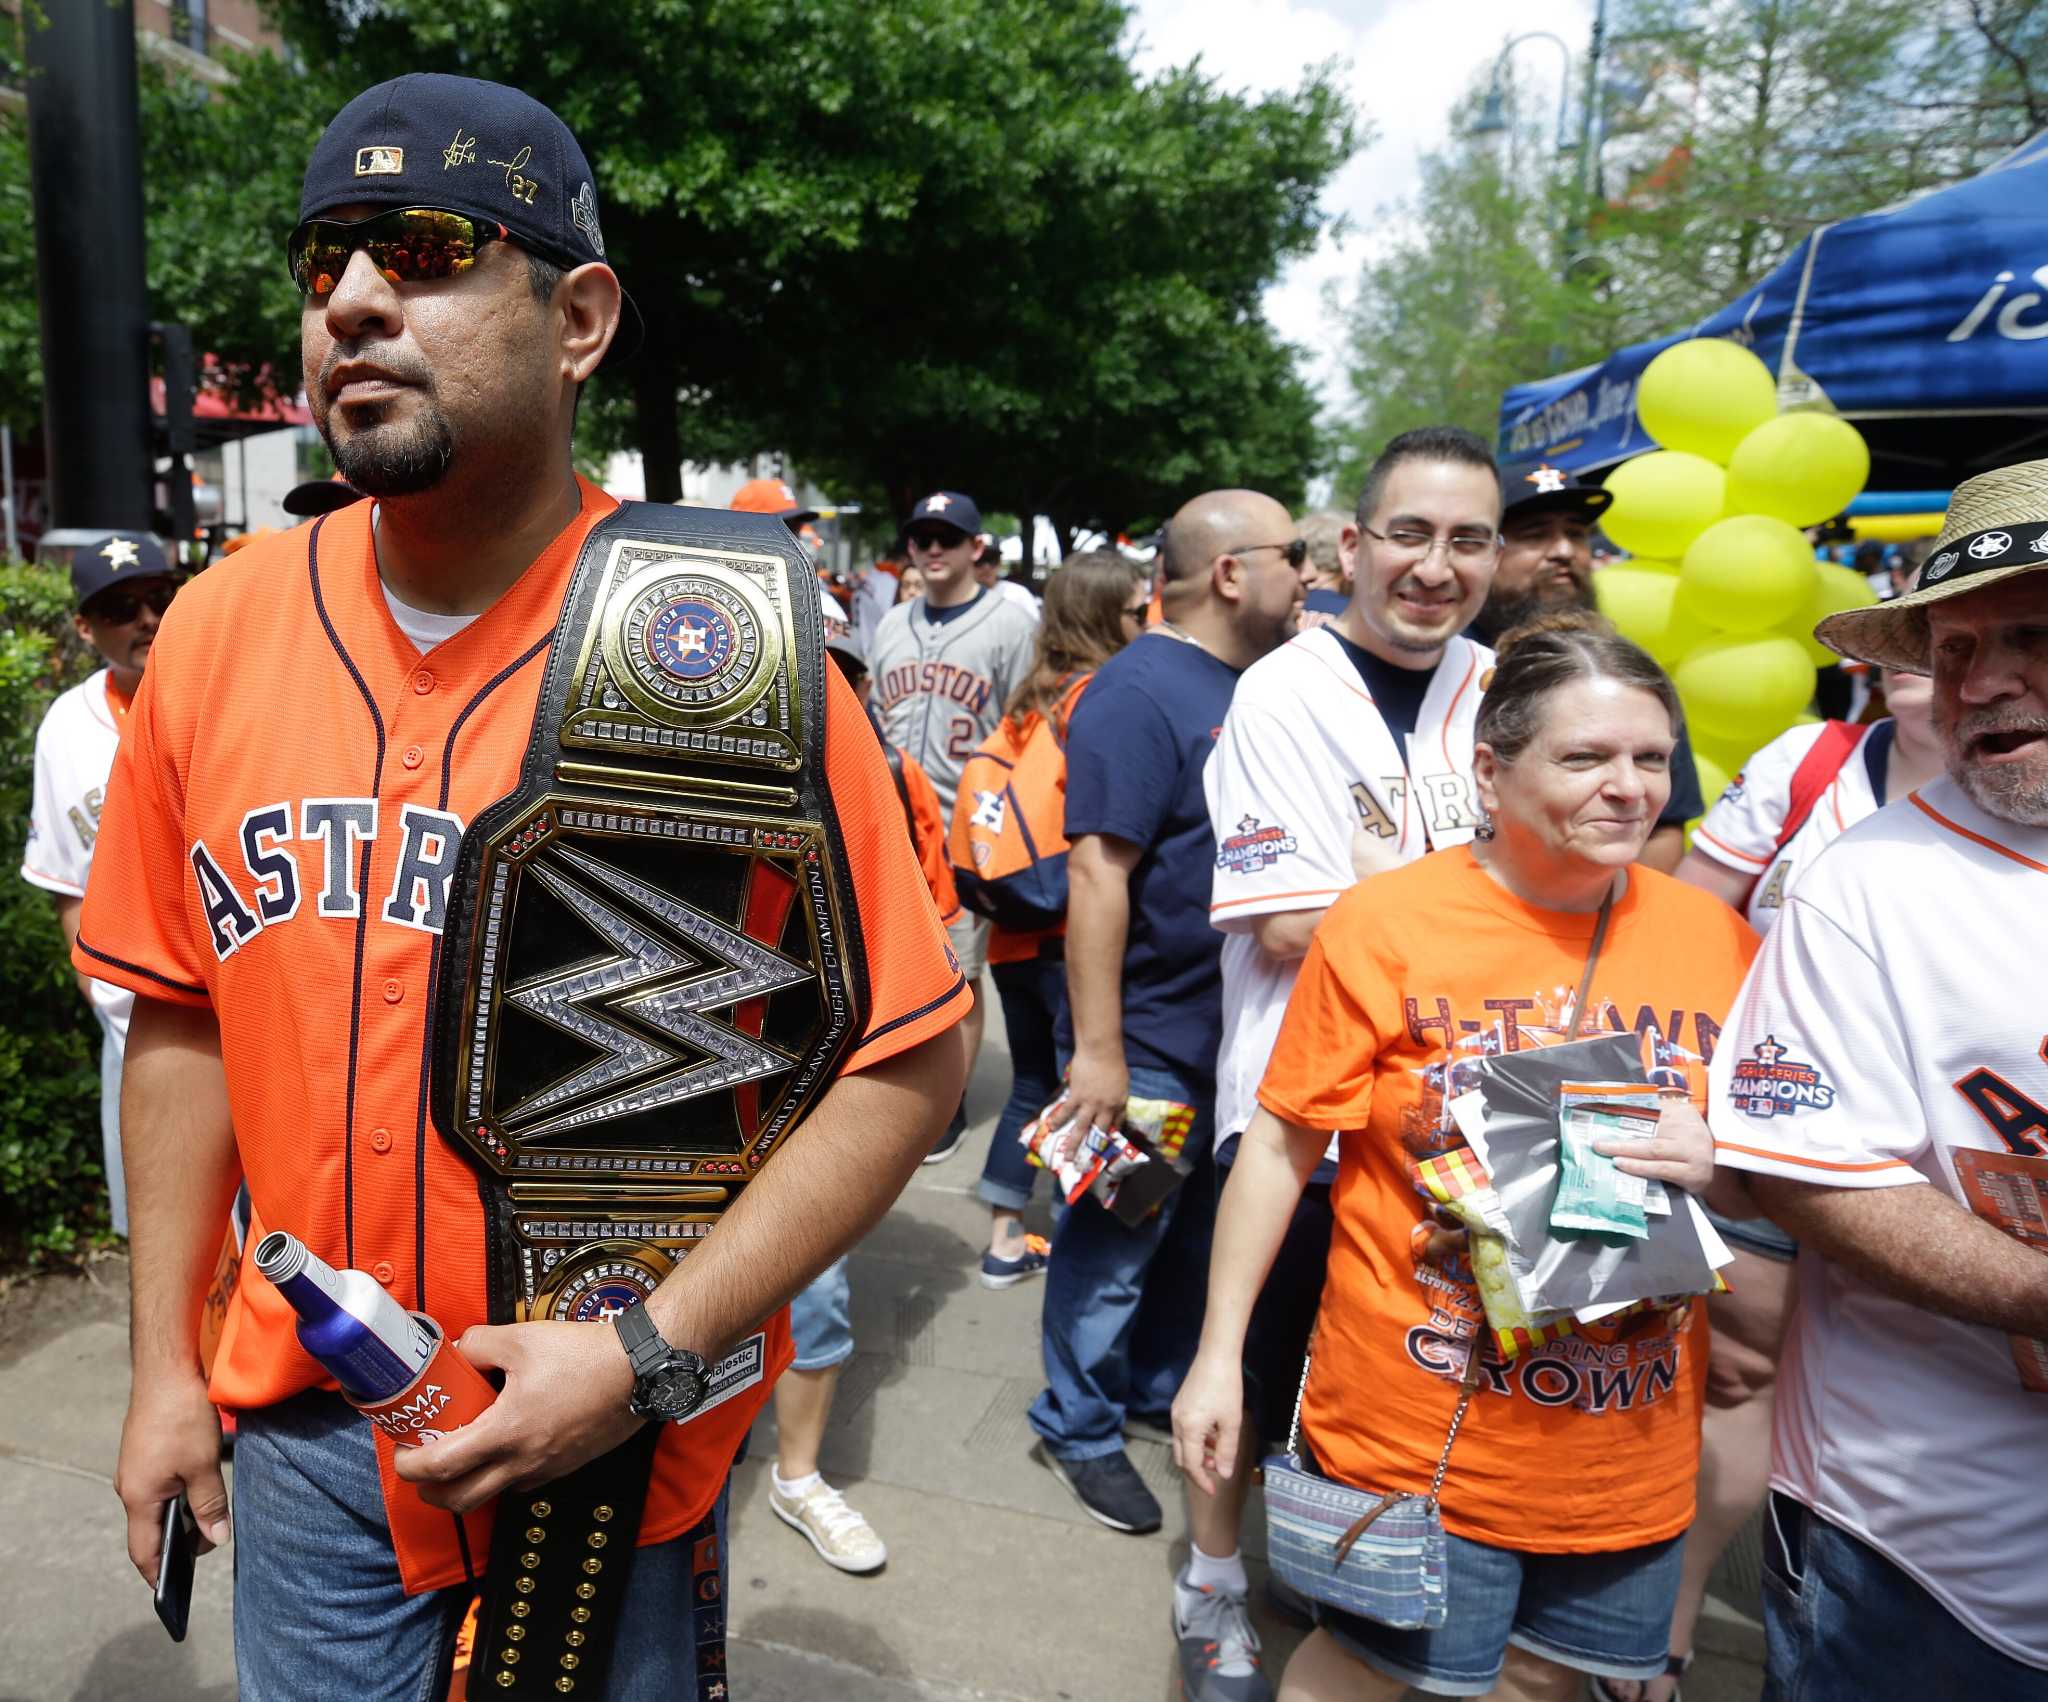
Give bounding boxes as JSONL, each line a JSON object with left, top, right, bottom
{"left": 431, "top": 503, "right": 868, "bottom": 1698}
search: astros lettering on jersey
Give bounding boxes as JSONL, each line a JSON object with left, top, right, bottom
{"left": 77, "top": 483, "right": 970, "bottom": 1591}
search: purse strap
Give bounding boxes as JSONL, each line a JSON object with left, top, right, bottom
{"left": 1285, "top": 875, "right": 1620, "bottom": 1504}
{"left": 1566, "top": 878, "right": 1619, "bottom": 1039}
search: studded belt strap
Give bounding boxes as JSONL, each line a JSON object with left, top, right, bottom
{"left": 432, "top": 502, "right": 869, "bottom": 1697}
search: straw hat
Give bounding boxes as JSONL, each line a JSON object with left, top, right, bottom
{"left": 1819, "top": 457, "right": 2048, "bottom": 672}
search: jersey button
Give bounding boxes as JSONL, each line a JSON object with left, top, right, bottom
{"left": 382, "top": 978, "right": 404, "bottom": 1005}
{"left": 401, "top": 743, "right": 425, "bottom": 769}
{"left": 372, "top": 1260, "right": 397, "bottom": 1287}
{"left": 370, "top": 1127, "right": 392, "bottom": 1154}
{"left": 412, "top": 671, "right": 435, "bottom": 696}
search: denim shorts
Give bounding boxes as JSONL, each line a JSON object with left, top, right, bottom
{"left": 1705, "top": 1199, "right": 1797, "bottom": 1261}
{"left": 1315, "top": 1524, "right": 1683, "bottom": 1696}
{"left": 789, "top": 1255, "right": 854, "bottom": 1371}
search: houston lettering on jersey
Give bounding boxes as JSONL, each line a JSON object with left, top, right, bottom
{"left": 874, "top": 659, "right": 993, "bottom": 717}
{"left": 189, "top": 799, "right": 464, "bottom": 959}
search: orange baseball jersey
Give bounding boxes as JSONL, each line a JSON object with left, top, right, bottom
{"left": 78, "top": 478, "right": 969, "bottom": 1591}
{"left": 897, "top": 744, "right": 962, "bottom": 925}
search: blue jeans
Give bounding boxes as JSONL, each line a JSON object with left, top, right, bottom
{"left": 978, "top": 951, "right": 1066, "bottom": 1211}
{"left": 1762, "top": 1493, "right": 2048, "bottom": 1701}
{"left": 789, "top": 1256, "right": 854, "bottom": 1371}
{"left": 1028, "top": 1062, "right": 1216, "bottom": 1461}
{"left": 233, "top": 1389, "right": 728, "bottom": 1701}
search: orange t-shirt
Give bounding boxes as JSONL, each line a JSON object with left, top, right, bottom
{"left": 1258, "top": 847, "right": 1758, "bottom": 1552}
{"left": 78, "top": 481, "right": 970, "bottom": 1590}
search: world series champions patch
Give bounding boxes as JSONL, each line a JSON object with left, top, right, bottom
{"left": 1727, "top": 1034, "right": 1838, "bottom": 1118}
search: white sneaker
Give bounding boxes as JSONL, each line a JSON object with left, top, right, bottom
{"left": 769, "top": 1476, "right": 888, "bottom": 1573}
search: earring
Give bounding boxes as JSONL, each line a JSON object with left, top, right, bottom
{"left": 1473, "top": 816, "right": 1496, "bottom": 843}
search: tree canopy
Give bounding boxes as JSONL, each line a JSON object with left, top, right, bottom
{"left": 1331, "top": 0, "right": 2043, "bottom": 493}
{"left": 1, "top": 0, "right": 1358, "bottom": 539}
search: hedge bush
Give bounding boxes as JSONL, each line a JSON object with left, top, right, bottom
{"left": 0, "top": 562, "right": 109, "bottom": 1265}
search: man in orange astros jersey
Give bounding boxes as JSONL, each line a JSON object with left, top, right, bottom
{"left": 85, "top": 74, "right": 967, "bottom": 1700}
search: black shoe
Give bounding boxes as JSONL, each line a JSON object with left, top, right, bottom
{"left": 922, "top": 1103, "right": 968, "bottom": 1165}
{"left": 1040, "top": 1445, "right": 1162, "bottom": 1533}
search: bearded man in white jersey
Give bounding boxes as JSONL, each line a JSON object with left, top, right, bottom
{"left": 1710, "top": 457, "right": 2048, "bottom": 1699}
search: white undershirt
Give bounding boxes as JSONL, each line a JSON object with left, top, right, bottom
{"left": 381, "top": 582, "right": 480, "bottom": 653}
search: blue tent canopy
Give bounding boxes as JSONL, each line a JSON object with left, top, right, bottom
{"left": 1497, "top": 131, "right": 2048, "bottom": 489}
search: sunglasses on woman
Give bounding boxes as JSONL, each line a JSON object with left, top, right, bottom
{"left": 286, "top": 207, "right": 510, "bottom": 297}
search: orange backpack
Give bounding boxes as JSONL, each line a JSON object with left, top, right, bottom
{"left": 950, "top": 675, "right": 1090, "bottom": 931}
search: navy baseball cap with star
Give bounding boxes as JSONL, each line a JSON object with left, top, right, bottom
{"left": 1502, "top": 462, "right": 1612, "bottom": 527}
{"left": 69, "top": 531, "right": 173, "bottom": 607}
{"left": 908, "top": 491, "right": 982, "bottom": 536}
{"left": 296, "top": 74, "right": 642, "bottom": 367}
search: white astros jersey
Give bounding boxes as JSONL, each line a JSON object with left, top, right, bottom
{"left": 1690, "top": 719, "right": 1888, "bottom": 933}
{"left": 1206, "top": 628, "right": 1490, "bottom": 1146}
{"left": 869, "top": 590, "right": 1038, "bottom": 818}
{"left": 1709, "top": 774, "right": 2048, "bottom": 1669}
{"left": 22, "top": 668, "right": 134, "bottom": 1040}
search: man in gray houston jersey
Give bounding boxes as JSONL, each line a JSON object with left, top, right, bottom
{"left": 869, "top": 489, "right": 1039, "bottom": 1160}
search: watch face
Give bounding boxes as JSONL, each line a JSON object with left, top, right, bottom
{"left": 645, "top": 1366, "right": 707, "bottom": 1422}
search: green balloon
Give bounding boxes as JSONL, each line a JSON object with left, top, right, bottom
{"left": 1637, "top": 339, "right": 1779, "bottom": 465}
{"left": 1676, "top": 634, "right": 1817, "bottom": 742}
{"left": 1601, "top": 451, "right": 1726, "bottom": 561}
{"left": 1724, "top": 413, "right": 1871, "bottom": 528}
{"left": 1677, "top": 514, "right": 1818, "bottom": 633}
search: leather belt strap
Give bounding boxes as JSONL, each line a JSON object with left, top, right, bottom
{"left": 432, "top": 503, "right": 868, "bottom": 1697}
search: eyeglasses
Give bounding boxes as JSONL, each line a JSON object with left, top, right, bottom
{"left": 1121, "top": 601, "right": 1150, "bottom": 622}
{"left": 1230, "top": 539, "right": 1310, "bottom": 570}
{"left": 287, "top": 207, "right": 510, "bottom": 296}
{"left": 1360, "top": 525, "right": 1502, "bottom": 564}
{"left": 85, "top": 582, "right": 176, "bottom": 624}
{"left": 906, "top": 528, "right": 968, "bottom": 552}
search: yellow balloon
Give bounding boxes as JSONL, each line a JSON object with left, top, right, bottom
{"left": 1624, "top": 556, "right": 1680, "bottom": 574}
{"left": 1724, "top": 413, "right": 1871, "bottom": 527}
{"left": 1593, "top": 568, "right": 1681, "bottom": 657}
{"left": 1694, "top": 750, "right": 1733, "bottom": 815}
{"left": 1785, "top": 561, "right": 1880, "bottom": 666}
{"left": 1601, "top": 451, "right": 1726, "bottom": 561}
{"left": 1636, "top": 339, "right": 1779, "bottom": 464}
{"left": 1677, "top": 514, "right": 1818, "bottom": 633}
{"left": 1676, "top": 634, "right": 1817, "bottom": 743}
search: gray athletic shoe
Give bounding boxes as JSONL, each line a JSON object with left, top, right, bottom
{"left": 1173, "top": 1571, "right": 1272, "bottom": 1702}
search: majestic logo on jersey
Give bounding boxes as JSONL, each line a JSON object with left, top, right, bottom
{"left": 1216, "top": 815, "right": 1298, "bottom": 874}
{"left": 1728, "top": 1033, "right": 1836, "bottom": 1118}
{"left": 502, "top": 844, "right": 811, "bottom": 1142}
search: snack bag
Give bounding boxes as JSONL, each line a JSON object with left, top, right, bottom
{"left": 1552, "top": 1081, "right": 1663, "bottom": 1240}
{"left": 1417, "top": 1145, "right": 1576, "bottom": 1359}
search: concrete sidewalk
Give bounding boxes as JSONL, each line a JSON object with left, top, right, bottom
{"left": 0, "top": 1021, "right": 1767, "bottom": 1700}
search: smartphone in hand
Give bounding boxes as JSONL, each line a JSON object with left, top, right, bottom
{"left": 153, "top": 1492, "right": 198, "bottom": 1643}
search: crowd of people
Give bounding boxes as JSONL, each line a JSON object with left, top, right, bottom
{"left": 20, "top": 68, "right": 2048, "bottom": 1702}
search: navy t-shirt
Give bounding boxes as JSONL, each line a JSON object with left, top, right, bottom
{"left": 1329, "top": 630, "right": 1432, "bottom": 763}
{"left": 922, "top": 586, "right": 985, "bottom": 627}
{"left": 1059, "top": 630, "right": 1241, "bottom": 1084}
{"left": 1302, "top": 587, "right": 1348, "bottom": 619}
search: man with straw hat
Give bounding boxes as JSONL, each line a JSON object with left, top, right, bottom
{"left": 1707, "top": 458, "right": 2048, "bottom": 1698}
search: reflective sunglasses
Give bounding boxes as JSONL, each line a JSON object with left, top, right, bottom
{"left": 287, "top": 207, "right": 510, "bottom": 296}
{"left": 1233, "top": 538, "right": 1310, "bottom": 569}
{"left": 85, "top": 581, "right": 176, "bottom": 624}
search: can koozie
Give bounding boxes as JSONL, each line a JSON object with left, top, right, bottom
{"left": 348, "top": 1313, "right": 497, "bottom": 1447}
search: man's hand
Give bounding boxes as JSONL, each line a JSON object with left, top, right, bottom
{"left": 1595, "top": 1092, "right": 1715, "bottom": 1196}
{"left": 1171, "top": 1348, "right": 1245, "bottom": 1497}
{"left": 117, "top": 1374, "right": 228, "bottom": 1589}
{"left": 395, "top": 1320, "right": 643, "bottom": 1515}
{"left": 1056, "top": 1044, "right": 1129, "bottom": 1167}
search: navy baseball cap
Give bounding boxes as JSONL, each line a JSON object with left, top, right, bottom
{"left": 297, "top": 74, "right": 642, "bottom": 367}
{"left": 1502, "top": 462, "right": 1612, "bottom": 527}
{"left": 69, "top": 532, "right": 173, "bottom": 608}
{"left": 907, "top": 491, "right": 982, "bottom": 536}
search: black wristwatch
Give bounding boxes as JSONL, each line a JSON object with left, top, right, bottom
{"left": 613, "top": 1303, "right": 711, "bottom": 1423}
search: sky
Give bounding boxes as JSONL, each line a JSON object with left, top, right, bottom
{"left": 1124, "top": 0, "right": 1596, "bottom": 413}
